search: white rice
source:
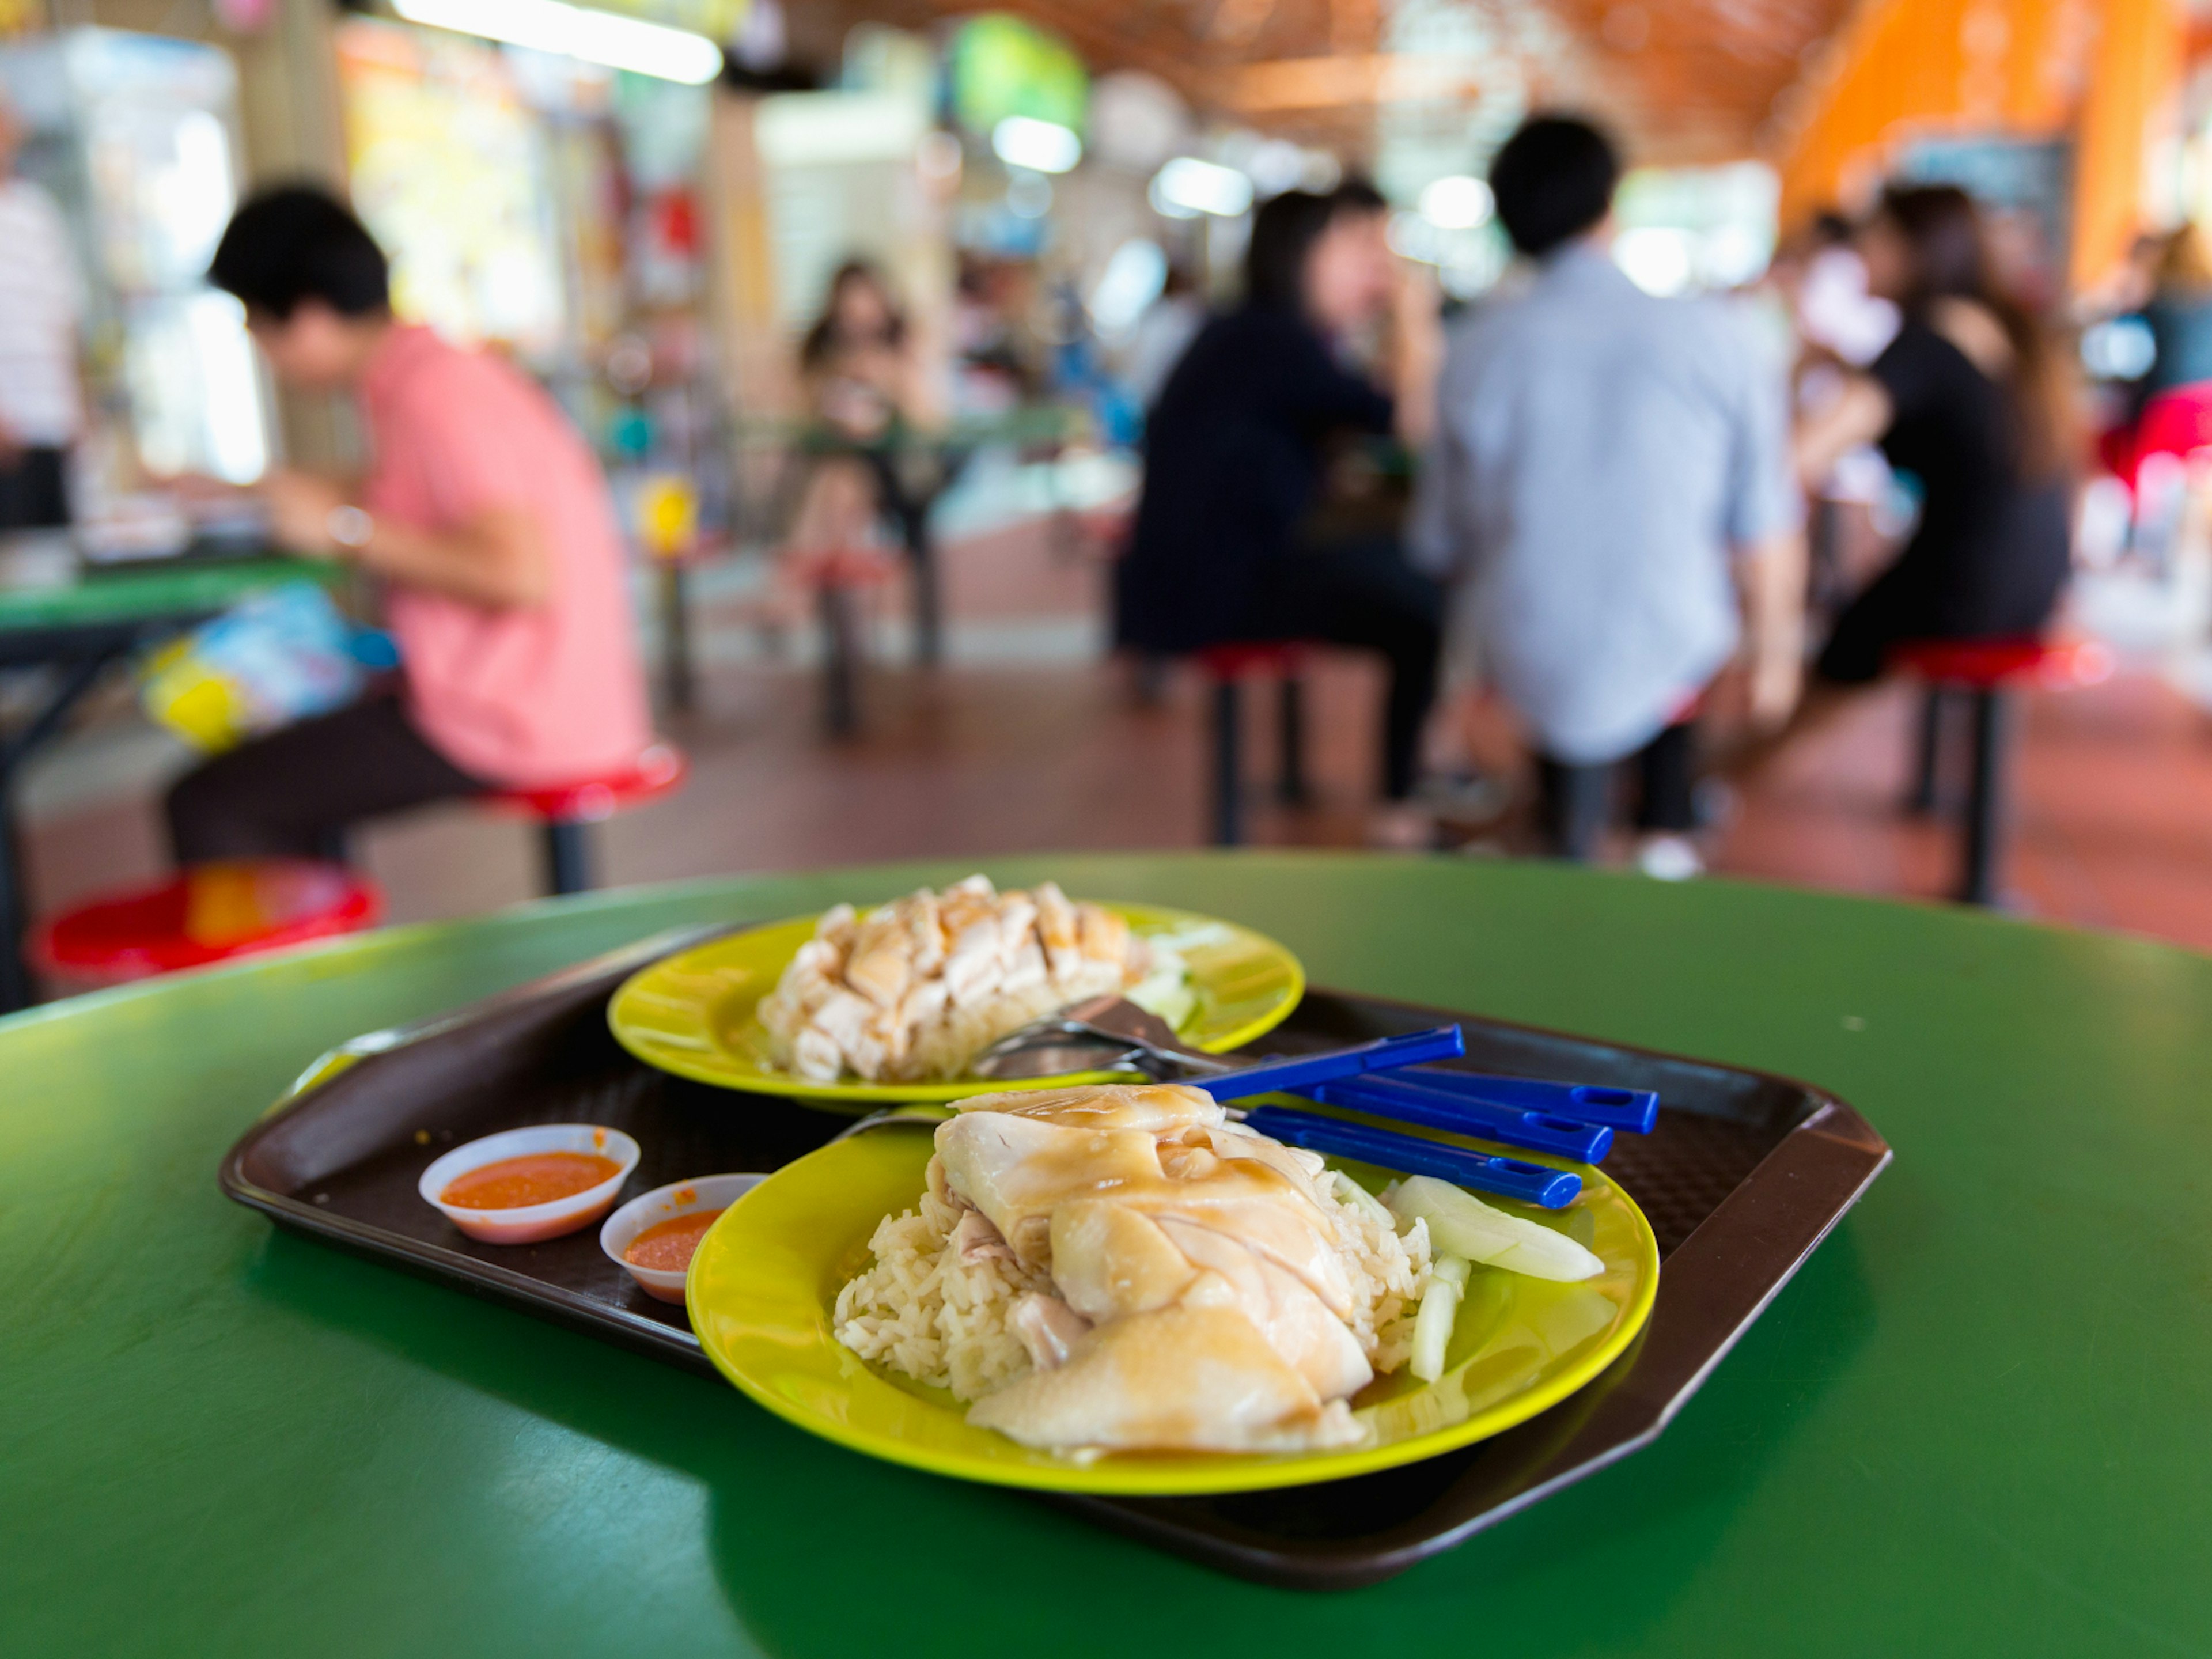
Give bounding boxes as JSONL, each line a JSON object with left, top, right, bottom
{"left": 832, "top": 1165, "right": 1434, "bottom": 1401}
{"left": 832, "top": 1187, "right": 1052, "bottom": 1400}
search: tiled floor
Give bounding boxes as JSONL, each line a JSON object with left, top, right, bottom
{"left": 1716, "top": 668, "right": 2212, "bottom": 945}
{"left": 18, "top": 512, "right": 2212, "bottom": 984}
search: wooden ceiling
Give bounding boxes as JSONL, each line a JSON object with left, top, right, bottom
{"left": 1543, "top": 0, "right": 1861, "bottom": 160}
{"left": 837, "top": 0, "right": 1863, "bottom": 164}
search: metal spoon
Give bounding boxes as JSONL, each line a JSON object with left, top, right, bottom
{"left": 971, "top": 995, "right": 1232, "bottom": 1081}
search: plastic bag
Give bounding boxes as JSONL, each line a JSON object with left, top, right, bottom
{"left": 140, "top": 581, "right": 391, "bottom": 753}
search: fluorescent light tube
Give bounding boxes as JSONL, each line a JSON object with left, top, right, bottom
{"left": 394, "top": 0, "right": 723, "bottom": 84}
{"left": 1418, "top": 175, "right": 1493, "bottom": 230}
{"left": 992, "top": 115, "right": 1082, "bottom": 175}
{"left": 1152, "top": 156, "right": 1253, "bottom": 218}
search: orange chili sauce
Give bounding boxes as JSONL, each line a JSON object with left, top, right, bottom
{"left": 441, "top": 1152, "right": 620, "bottom": 1210}
{"left": 623, "top": 1209, "right": 726, "bottom": 1272}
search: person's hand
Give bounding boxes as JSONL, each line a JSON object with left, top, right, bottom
{"left": 0, "top": 415, "right": 21, "bottom": 470}
{"left": 261, "top": 468, "right": 351, "bottom": 556}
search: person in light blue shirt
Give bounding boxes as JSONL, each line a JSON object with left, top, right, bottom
{"left": 1411, "top": 116, "right": 1805, "bottom": 873}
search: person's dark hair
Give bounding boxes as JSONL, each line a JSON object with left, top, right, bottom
{"left": 1874, "top": 183, "right": 2075, "bottom": 480}
{"left": 801, "top": 260, "right": 906, "bottom": 371}
{"left": 209, "top": 185, "right": 389, "bottom": 320}
{"left": 1488, "top": 116, "right": 1620, "bottom": 257}
{"left": 1243, "top": 177, "right": 1388, "bottom": 313}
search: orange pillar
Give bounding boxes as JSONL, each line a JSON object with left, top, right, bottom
{"left": 1774, "top": 0, "right": 2092, "bottom": 232}
{"left": 2070, "top": 0, "right": 2186, "bottom": 293}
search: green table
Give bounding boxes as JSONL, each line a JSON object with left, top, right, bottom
{"left": 0, "top": 550, "right": 336, "bottom": 635}
{"left": 3, "top": 853, "right": 2206, "bottom": 1657}
{"left": 0, "top": 547, "right": 336, "bottom": 1010}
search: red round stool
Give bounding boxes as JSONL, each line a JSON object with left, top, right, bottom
{"left": 1890, "top": 637, "right": 2115, "bottom": 906}
{"left": 32, "top": 860, "right": 382, "bottom": 990}
{"left": 2100, "top": 384, "right": 2212, "bottom": 497}
{"left": 484, "top": 742, "right": 688, "bottom": 896}
{"left": 1191, "top": 642, "right": 1316, "bottom": 846}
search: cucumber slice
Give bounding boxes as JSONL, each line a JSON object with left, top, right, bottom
{"left": 1407, "top": 1260, "right": 1465, "bottom": 1382}
{"left": 1382, "top": 1175, "right": 1604, "bottom": 1282}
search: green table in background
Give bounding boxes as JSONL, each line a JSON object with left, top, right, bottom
{"left": 0, "top": 547, "right": 338, "bottom": 1010}
{"left": 2, "top": 853, "right": 2205, "bottom": 1657}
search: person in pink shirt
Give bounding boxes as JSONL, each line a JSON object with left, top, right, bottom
{"left": 166, "top": 186, "right": 650, "bottom": 861}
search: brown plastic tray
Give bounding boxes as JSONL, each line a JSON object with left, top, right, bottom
{"left": 219, "top": 925, "right": 1889, "bottom": 1590}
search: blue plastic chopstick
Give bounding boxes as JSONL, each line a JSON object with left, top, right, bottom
{"left": 1306, "top": 1074, "right": 1613, "bottom": 1164}
{"left": 1201, "top": 1025, "right": 1465, "bottom": 1102}
{"left": 1392, "top": 1067, "right": 1660, "bottom": 1134}
{"left": 1241, "top": 1105, "right": 1582, "bottom": 1209}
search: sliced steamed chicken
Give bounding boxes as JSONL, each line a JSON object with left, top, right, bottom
{"left": 759, "top": 877, "right": 1155, "bottom": 1083}
{"left": 967, "top": 1303, "right": 1362, "bottom": 1453}
{"left": 928, "top": 1084, "right": 1379, "bottom": 1455}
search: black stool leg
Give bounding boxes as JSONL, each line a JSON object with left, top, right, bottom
{"left": 1958, "top": 687, "right": 2010, "bottom": 906}
{"left": 1539, "top": 756, "right": 1615, "bottom": 862}
{"left": 910, "top": 530, "right": 942, "bottom": 668}
{"left": 543, "top": 820, "right": 592, "bottom": 896}
{"left": 1211, "top": 679, "right": 1243, "bottom": 846}
{"left": 1910, "top": 687, "right": 1947, "bottom": 814}
{"left": 660, "top": 562, "right": 695, "bottom": 714}
{"left": 0, "top": 802, "right": 29, "bottom": 1013}
{"left": 1278, "top": 675, "right": 1309, "bottom": 805}
{"left": 819, "top": 582, "right": 859, "bottom": 737}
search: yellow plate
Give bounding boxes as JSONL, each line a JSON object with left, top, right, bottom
{"left": 607, "top": 902, "right": 1304, "bottom": 1108}
{"left": 686, "top": 1126, "right": 1659, "bottom": 1497}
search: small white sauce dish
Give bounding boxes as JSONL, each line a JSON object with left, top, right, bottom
{"left": 599, "top": 1173, "right": 766, "bottom": 1302}
{"left": 419, "top": 1124, "right": 641, "bottom": 1245}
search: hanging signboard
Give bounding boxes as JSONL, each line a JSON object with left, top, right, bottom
{"left": 948, "top": 13, "right": 1086, "bottom": 138}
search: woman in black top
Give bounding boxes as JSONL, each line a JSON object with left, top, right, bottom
{"left": 1118, "top": 184, "right": 1443, "bottom": 805}
{"left": 1797, "top": 185, "right": 2075, "bottom": 682}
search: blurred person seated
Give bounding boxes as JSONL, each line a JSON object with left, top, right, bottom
{"left": 0, "top": 89, "right": 87, "bottom": 532}
{"left": 949, "top": 252, "right": 1035, "bottom": 415}
{"left": 1781, "top": 211, "right": 1901, "bottom": 372}
{"left": 780, "top": 260, "right": 940, "bottom": 582}
{"left": 2100, "top": 225, "right": 2212, "bottom": 490}
{"left": 1117, "top": 181, "right": 1445, "bottom": 839}
{"left": 1411, "top": 116, "right": 1804, "bottom": 873}
{"left": 1794, "top": 186, "right": 2075, "bottom": 692}
{"left": 163, "top": 185, "right": 650, "bottom": 863}
{"left": 1769, "top": 210, "right": 1900, "bottom": 618}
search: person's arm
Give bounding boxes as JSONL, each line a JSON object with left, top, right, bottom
{"left": 1390, "top": 263, "right": 1444, "bottom": 448}
{"left": 1725, "top": 312, "right": 1810, "bottom": 730}
{"left": 1738, "top": 528, "right": 1808, "bottom": 729}
{"left": 263, "top": 468, "right": 550, "bottom": 608}
{"left": 1793, "top": 373, "right": 1891, "bottom": 489}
